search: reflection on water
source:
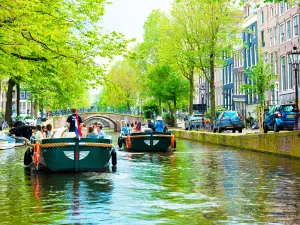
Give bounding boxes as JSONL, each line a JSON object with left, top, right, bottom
{"left": 0, "top": 133, "right": 300, "bottom": 224}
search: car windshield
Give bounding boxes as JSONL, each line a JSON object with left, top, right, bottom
{"left": 282, "top": 105, "right": 294, "bottom": 112}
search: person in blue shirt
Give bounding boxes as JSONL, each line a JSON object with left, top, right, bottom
{"left": 96, "top": 123, "right": 106, "bottom": 138}
{"left": 121, "top": 123, "right": 130, "bottom": 135}
{"left": 155, "top": 116, "right": 164, "bottom": 132}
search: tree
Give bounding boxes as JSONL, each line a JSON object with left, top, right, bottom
{"left": 99, "top": 61, "right": 140, "bottom": 112}
{"left": 1, "top": 0, "right": 130, "bottom": 123}
{"left": 160, "top": 0, "right": 242, "bottom": 117}
{"left": 240, "top": 53, "right": 277, "bottom": 132}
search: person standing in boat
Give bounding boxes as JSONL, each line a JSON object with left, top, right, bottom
{"left": 66, "top": 108, "right": 83, "bottom": 132}
{"left": 155, "top": 116, "right": 164, "bottom": 132}
{"left": 135, "top": 121, "right": 142, "bottom": 132}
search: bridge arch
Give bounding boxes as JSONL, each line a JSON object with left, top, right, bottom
{"left": 83, "top": 116, "right": 118, "bottom": 132}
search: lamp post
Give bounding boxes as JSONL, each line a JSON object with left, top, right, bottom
{"left": 288, "top": 45, "right": 300, "bottom": 130}
{"left": 200, "top": 86, "right": 206, "bottom": 128}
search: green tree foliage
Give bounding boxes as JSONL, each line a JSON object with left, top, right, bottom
{"left": 99, "top": 61, "right": 139, "bottom": 111}
{"left": 142, "top": 99, "right": 159, "bottom": 119}
{"left": 240, "top": 54, "right": 277, "bottom": 131}
{"left": 0, "top": 0, "right": 130, "bottom": 122}
{"left": 160, "top": 0, "right": 242, "bottom": 117}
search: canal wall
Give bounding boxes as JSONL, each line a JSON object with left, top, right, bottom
{"left": 171, "top": 130, "right": 300, "bottom": 158}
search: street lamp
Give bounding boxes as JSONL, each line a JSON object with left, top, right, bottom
{"left": 288, "top": 45, "right": 300, "bottom": 130}
{"left": 200, "top": 86, "right": 206, "bottom": 128}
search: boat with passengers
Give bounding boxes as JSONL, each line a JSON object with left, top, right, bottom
{"left": 24, "top": 129, "right": 117, "bottom": 172}
{"left": 118, "top": 120, "right": 176, "bottom": 152}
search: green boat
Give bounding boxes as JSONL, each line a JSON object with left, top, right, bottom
{"left": 24, "top": 137, "right": 116, "bottom": 172}
{"left": 118, "top": 131, "right": 176, "bottom": 152}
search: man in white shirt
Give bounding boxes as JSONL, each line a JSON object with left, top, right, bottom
{"left": 96, "top": 123, "right": 106, "bottom": 138}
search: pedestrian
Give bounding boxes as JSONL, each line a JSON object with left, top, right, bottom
{"left": 66, "top": 108, "right": 83, "bottom": 132}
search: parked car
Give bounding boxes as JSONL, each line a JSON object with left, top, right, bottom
{"left": 213, "top": 111, "right": 244, "bottom": 133}
{"left": 184, "top": 114, "right": 205, "bottom": 130}
{"left": 23, "top": 116, "right": 37, "bottom": 126}
{"left": 263, "top": 104, "right": 296, "bottom": 133}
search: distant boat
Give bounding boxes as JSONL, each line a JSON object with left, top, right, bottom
{"left": 0, "top": 131, "right": 25, "bottom": 150}
{"left": 118, "top": 129, "right": 176, "bottom": 152}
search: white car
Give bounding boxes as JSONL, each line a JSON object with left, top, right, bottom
{"left": 23, "top": 116, "right": 37, "bottom": 126}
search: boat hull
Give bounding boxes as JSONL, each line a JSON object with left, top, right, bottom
{"left": 33, "top": 138, "right": 113, "bottom": 172}
{"left": 122, "top": 132, "right": 174, "bottom": 152}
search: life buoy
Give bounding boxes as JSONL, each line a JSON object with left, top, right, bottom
{"left": 171, "top": 135, "right": 176, "bottom": 149}
{"left": 126, "top": 135, "right": 131, "bottom": 149}
{"left": 33, "top": 143, "right": 41, "bottom": 165}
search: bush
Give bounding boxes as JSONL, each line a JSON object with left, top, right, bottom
{"left": 163, "top": 113, "right": 175, "bottom": 127}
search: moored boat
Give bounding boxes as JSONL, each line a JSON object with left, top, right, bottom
{"left": 118, "top": 130, "right": 176, "bottom": 152}
{"left": 24, "top": 137, "right": 117, "bottom": 172}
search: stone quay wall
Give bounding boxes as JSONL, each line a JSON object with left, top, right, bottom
{"left": 171, "top": 130, "right": 300, "bottom": 158}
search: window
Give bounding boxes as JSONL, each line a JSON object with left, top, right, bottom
{"left": 231, "top": 64, "right": 233, "bottom": 83}
{"left": 253, "top": 44, "right": 257, "bottom": 65}
{"left": 243, "top": 32, "right": 247, "bottom": 42}
{"left": 269, "top": 29, "right": 272, "bottom": 47}
{"left": 286, "top": 2, "right": 290, "bottom": 11}
{"left": 287, "top": 20, "right": 291, "bottom": 40}
{"left": 280, "top": 23, "right": 284, "bottom": 43}
{"left": 294, "top": 15, "right": 299, "bottom": 37}
{"left": 227, "top": 65, "right": 230, "bottom": 83}
{"left": 252, "top": 25, "right": 256, "bottom": 38}
{"left": 261, "top": 11, "right": 264, "bottom": 24}
{"left": 245, "top": 49, "right": 248, "bottom": 68}
{"left": 275, "top": 3, "right": 278, "bottom": 15}
{"left": 271, "top": 54, "right": 274, "bottom": 70}
{"left": 249, "top": 47, "right": 252, "bottom": 67}
{"left": 280, "top": 1, "right": 284, "bottom": 14}
{"left": 288, "top": 57, "right": 293, "bottom": 89}
{"left": 26, "top": 91, "right": 31, "bottom": 99}
{"left": 275, "top": 52, "right": 278, "bottom": 74}
{"left": 20, "top": 91, "right": 25, "bottom": 99}
{"left": 261, "top": 30, "right": 265, "bottom": 47}
{"left": 264, "top": 52, "right": 268, "bottom": 65}
{"left": 271, "top": 7, "right": 274, "bottom": 17}
{"left": 274, "top": 26, "right": 277, "bottom": 45}
{"left": 281, "top": 56, "right": 286, "bottom": 91}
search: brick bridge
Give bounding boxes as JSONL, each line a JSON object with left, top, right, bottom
{"left": 54, "top": 113, "right": 144, "bottom": 132}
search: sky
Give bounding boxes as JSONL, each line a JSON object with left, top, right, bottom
{"left": 100, "top": 0, "right": 173, "bottom": 43}
{"left": 91, "top": 0, "right": 173, "bottom": 101}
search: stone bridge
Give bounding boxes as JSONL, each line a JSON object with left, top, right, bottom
{"left": 54, "top": 113, "right": 144, "bottom": 132}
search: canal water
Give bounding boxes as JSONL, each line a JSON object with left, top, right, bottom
{"left": 1, "top": 132, "right": 300, "bottom": 225}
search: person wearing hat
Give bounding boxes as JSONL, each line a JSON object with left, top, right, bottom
{"left": 96, "top": 122, "right": 106, "bottom": 138}
{"left": 155, "top": 116, "right": 164, "bottom": 132}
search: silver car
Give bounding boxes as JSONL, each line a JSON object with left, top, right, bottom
{"left": 185, "top": 114, "right": 205, "bottom": 130}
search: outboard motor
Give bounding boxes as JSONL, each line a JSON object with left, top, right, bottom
{"left": 9, "top": 125, "right": 35, "bottom": 140}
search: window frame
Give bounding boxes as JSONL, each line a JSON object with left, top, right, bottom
{"left": 280, "top": 23, "right": 285, "bottom": 44}
{"left": 286, "top": 19, "right": 291, "bottom": 40}
{"left": 293, "top": 15, "right": 299, "bottom": 38}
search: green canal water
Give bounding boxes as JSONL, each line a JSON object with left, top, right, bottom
{"left": 1, "top": 132, "right": 300, "bottom": 224}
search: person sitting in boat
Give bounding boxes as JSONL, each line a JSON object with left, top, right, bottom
{"left": 35, "top": 125, "right": 44, "bottom": 140}
{"left": 45, "top": 124, "right": 53, "bottom": 138}
{"left": 130, "top": 123, "right": 135, "bottom": 132}
{"left": 163, "top": 124, "right": 168, "bottom": 132}
{"left": 87, "top": 126, "right": 98, "bottom": 138}
{"left": 155, "top": 116, "right": 164, "bottom": 132}
{"left": 147, "top": 120, "right": 155, "bottom": 131}
{"left": 121, "top": 123, "right": 130, "bottom": 135}
{"left": 65, "top": 108, "right": 83, "bottom": 132}
{"left": 96, "top": 123, "right": 106, "bottom": 138}
{"left": 42, "top": 125, "right": 47, "bottom": 139}
{"left": 135, "top": 121, "right": 142, "bottom": 132}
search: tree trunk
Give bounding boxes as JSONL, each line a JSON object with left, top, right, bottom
{"left": 189, "top": 70, "right": 194, "bottom": 115}
{"left": 16, "top": 84, "right": 20, "bottom": 116}
{"left": 5, "top": 79, "right": 16, "bottom": 126}
{"left": 209, "top": 42, "right": 216, "bottom": 119}
{"left": 34, "top": 99, "right": 38, "bottom": 118}
{"left": 174, "top": 95, "right": 177, "bottom": 127}
{"left": 158, "top": 97, "right": 162, "bottom": 115}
